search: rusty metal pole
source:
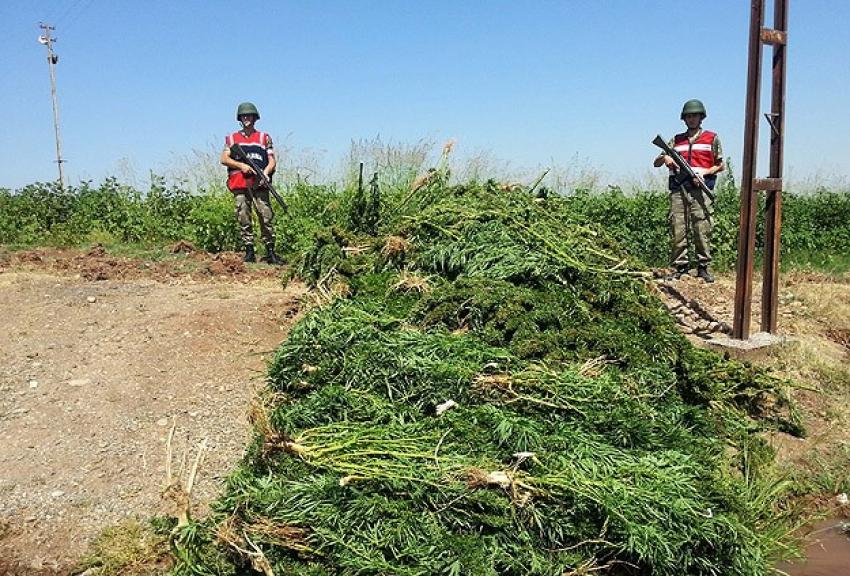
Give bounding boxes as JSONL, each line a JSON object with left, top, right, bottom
{"left": 761, "top": 0, "right": 789, "bottom": 333}
{"left": 733, "top": 0, "right": 765, "bottom": 340}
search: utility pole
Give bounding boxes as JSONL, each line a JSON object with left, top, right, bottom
{"left": 732, "top": 0, "right": 789, "bottom": 339}
{"left": 38, "top": 23, "right": 65, "bottom": 188}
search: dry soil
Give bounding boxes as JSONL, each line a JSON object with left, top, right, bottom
{"left": 0, "top": 246, "right": 305, "bottom": 575}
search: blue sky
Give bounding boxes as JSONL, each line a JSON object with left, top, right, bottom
{"left": 2, "top": 1, "right": 849, "bottom": 190}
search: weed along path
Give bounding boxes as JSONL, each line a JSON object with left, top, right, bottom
{"left": 0, "top": 247, "right": 305, "bottom": 574}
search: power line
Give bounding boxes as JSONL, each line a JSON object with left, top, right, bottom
{"left": 46, "top": 0, "right": 87, "bottom": 30}
{"left": 56, "top": 0, "right": 96, "bottom": 32}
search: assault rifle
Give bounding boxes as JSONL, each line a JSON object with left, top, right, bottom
{"left": 229, "top": 143, "right": 287, "bottom": 210}
{"left": 652, "top": 134, "right": 715, "bottom": 201}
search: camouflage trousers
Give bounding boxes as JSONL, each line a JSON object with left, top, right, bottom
{"left": 669, "top": 185, "right": 713, "bottom": 268}
{"left": 233, "top": 188, "right": 275, "bottom": 247}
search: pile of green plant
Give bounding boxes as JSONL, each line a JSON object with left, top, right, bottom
{"left": 171, "top": 180, "right": 800, "bottom": 576}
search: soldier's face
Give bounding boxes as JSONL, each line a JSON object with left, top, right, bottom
{"left": 239, "top": 114, "right": 257, "bottom": 129}
{"left": 683, "top": 113, "right": 702, "bottom": 130}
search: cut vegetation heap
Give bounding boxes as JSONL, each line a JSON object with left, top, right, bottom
{"left": 172, "top": 177, "right": 801, "bottom": 576}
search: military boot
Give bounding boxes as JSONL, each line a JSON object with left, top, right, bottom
{"left": 696, "top": 265, "right": 715, "bottom": 283}
{"left": 243, "top": 244, "right": 256, "bottom": 263}
{"left": 265, "top": 244, "right": 283, "bottom": 266}
{"left": 666, "top": 265, "right": 689, "bottom": 281}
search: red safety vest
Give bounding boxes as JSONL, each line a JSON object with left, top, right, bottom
{"left": 673, "top": 130, "right": 717, "bottom": 169}
{"left": 225, "top": 130, "right": 274, "bottom": 191}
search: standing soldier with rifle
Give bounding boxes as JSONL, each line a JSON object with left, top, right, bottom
{"left": 653, "top": 99, "right": 724, "bottom": 282}
{"left": 220, "top": 102, "right": 282, "bottom": 264}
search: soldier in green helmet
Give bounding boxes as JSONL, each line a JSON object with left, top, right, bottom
{"left": 220, "top": 102, "right": 282, "bottom": 264}
{"left": 654, "top": 99, "right": 725, "bottom": 283}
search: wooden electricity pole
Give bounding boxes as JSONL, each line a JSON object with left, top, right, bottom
{"left": 38, "top": 23, "right": 66, "bottom": 188}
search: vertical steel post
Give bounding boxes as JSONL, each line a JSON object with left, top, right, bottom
{"left": 733, "top": 0, "right": 765, "bottom": 340}
{"left": 761, "top": 0, "right": 789, "bottom": 333}
{"left": 733, "top": 0, "right": 790, "bottom": 339}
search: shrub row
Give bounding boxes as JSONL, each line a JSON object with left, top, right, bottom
{"left": 1, "top": 177, "right": 847, "bottom": 270}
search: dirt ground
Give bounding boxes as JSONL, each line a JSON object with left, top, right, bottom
{"left": 0, "top": 248, "right": 847, "bottom": 575}
{"left": 0, "top": 246, "right": 306, "bottom": 575}
{"left": 654, "top": 269, "right": 850, "bottom": 478}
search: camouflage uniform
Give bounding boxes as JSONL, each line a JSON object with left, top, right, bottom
{"left": 233, "top": 187, "right": 275, "bottom": 248}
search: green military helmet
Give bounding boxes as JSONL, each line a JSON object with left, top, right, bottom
{"left": 236, "top": 102, "right": 260, "bottom": 121}
{"left": 680, "top": 99, "right": 707, "bottom": 119}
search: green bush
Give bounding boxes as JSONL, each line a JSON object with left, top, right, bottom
{"left": 1, "top": 175, "right": 847, "bottom": 274}
{"left": 560, "top": 187, "right": 670, "bottom": 266}
{"left": 187, "top": 188, "right": 240, "bottom": 252}
{"left": 782, "top": 187, "right": 850, "bottom": 253}
{"left": 275, "top": 181, "right": 343, "bottom": 260}
{"left": 0, "top": 187, "right": 38, "bottom": 243}
{"left": 558, "top": 182, "right": 849, "bottom": 271}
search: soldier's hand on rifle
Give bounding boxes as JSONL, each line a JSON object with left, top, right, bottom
{"left": 239, "top": 162, "right": 256, "bottom": 175}
{"left": 692, "top": 167, "right": 707, "bottom": 186}
{"left": 663, "top": 155, "right": 678, "bottom": 171}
